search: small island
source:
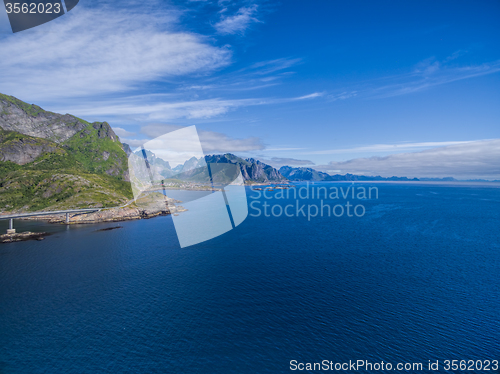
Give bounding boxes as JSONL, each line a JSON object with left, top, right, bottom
{"left": 1, "top": 231, "right": 49, "bottom": 243}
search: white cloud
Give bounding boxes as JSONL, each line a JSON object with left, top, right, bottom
{"left": 318, "top": 55, "right": 500, "bottom": 103}
{"left": 119, "top": 138, "right": 149, "bottom": 148}
{"left": 248, "top": 58, "right": 302, "bottom": 74}
{"left": 140, "top": 124, "right": 265, "bottom": 153}
{"left": 308, "top": 140, "right": 477, "bottom": 155}
{"left": 293, "top": 92, "right": 324, "bottom": 100}
{"left": 371, "top": 58, "right": 500, "bottom": 99}
{"left": 112, "top": 127, "right": 136, "bottom": 138}
{"left": 140, "top": 124, "right": 185, "bottom": 137}
{"left": 201, "top": 132, "right": 264, "bottom": 153}
{"left": 0, "top": 0, "right": 311, "bottom": 125}
{"left": 0, "top": 2, "right": 231, "bottom": 100}
{"left": 214, "top": 4, "right": 260, "bottom": 35}
{"left": 256, "top": 157, "right": 314, "bottom": 168}
{"left": 265, "top": 147, "right": 306, "bottom": 151}
{"left": 316, "top": 139, "right": 500, "bottom": 180}
{"left": 55, "top": 92, "right": 322, "bottom": 123}
{"left": 62, "top": 97, "right": 263, "bottom": 122}
{"left": 327, "top": 91, "right": 358, "bottom": 101}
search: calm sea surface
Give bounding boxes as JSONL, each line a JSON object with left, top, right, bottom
{"left": 1, "top": 183, "right": 499, "bottom": 373}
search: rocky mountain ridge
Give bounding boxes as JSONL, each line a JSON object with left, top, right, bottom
{"left": 279, "top": 166, "right": 420, "bottom": 182}
{"left": 205, "top": 154, "right": 287, "bottom": 183}
{"left": 128, "top": 147, "right": 287, "bottom": 184}
{"left": 1, "top": 93, "right": 95, "bottom": 143}
{"left": 0, "top": 93, "right": 128, "bottom": 180}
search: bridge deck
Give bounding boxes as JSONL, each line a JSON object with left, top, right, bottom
{"left": 0, "top": 208, "right": 101, "bottom": 220}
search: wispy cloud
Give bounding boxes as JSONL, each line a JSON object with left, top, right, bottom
{"left": 321, "top": 54, "right": 500, "bottom": 103}
{"left": 248, "top": 58, "right": 302, "bottom": 75}
{"left": 0, "top": 0, "right": 307, "bottom": 123}
{"left": 138, "top": 124, "right": 265, "bottom": 153}
{"left": 307, "top": 140, "right": 477, "bottom": 155}
{"left": 112, "top": 127, "right": 136, "bottom": 138}
{"left": 327, "top": 91, "right": 358, "bottom": 101}
{"left": 60, "top": 97, "right": 263, "bottom": 122}
{"left": 55, "top": 92, "right": 323, "bottom": 123}
{"left": 180, "top": 57, "right": 300, "bottom": 94}
{"left": 264, "top": 147, "right": 307, "bottom": 151}
{"left": 293, "top": 92, "right": 324, "bottom": 100}
{"left": 256, "top": 157, "right": 314, "bottom": 168}
{"left": 119, "top": 138, "right": 149, "bottom": 148}
{"left": 214, "top": 4, "right": 260, "bottom": 35}
{"left": 0, "top": 1, "right": 231, "bottom": 101}
{"left": 316, "top": 139, "right": 500, "bottom": 180}
{"left": 370, "top": 57, "right": 500, "bottom": 99}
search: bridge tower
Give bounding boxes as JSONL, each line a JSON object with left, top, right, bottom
{"left": 7, "top": 219, "right": 15, "bottom": 235}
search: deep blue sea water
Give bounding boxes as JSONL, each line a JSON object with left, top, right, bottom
{"left": 1, "top": 183, "right": 499, "bottom": 373}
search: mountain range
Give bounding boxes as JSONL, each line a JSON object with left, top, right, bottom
{"left": 279, "top": 166, "right": 420, "bottom": 182}
{"left": 128, "top": 149, "right": 288, "bottom": 185}
{"left": 0, "top": 94, "right": 287, "bottom": 212}
{"left": 278, "top": 166, "right": 499, "bottom": 182}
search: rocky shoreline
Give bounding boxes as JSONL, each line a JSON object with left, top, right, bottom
{"left": 1, "top": 192, "right": 187, "bottom": 226}
{"left": 0, "top": 195, "right": 187, "bottom": 244}
{"left": 0, "top": 204, "right": 185, "bottom": 244}
{"left": 1, "top": 231, "right": 50, "bottom": 243}
{"left": 13, "top": 204, "right": 187, "bottom": 225}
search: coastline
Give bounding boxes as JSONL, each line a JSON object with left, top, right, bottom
{"left": 0, "top": 192, "right": 187, "bottom": 229}
{"left": 5, "top": 203, "right": 186, "bottom": 225}
{"left": 0, "top": 205, "right": 184, "bottom": 243}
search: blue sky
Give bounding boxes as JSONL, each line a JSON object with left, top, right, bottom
{"left": 1, "top": 0, "right": 499, "bottom": 178}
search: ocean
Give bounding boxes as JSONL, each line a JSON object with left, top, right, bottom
{"left": 1, "top": 182, "right": 499, "bottom": 373}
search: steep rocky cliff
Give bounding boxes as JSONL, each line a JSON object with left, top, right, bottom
{"left": 0, "top": 130, "right": 62, "bottom": 165}
{"left": 204, "top": 154, "right": 287, "bottom": 183}
{"left": 1, "top": 93, "right": 89, "bottom": 143}
{"left": 0, "top": 93, "right": 128, "bottom": 181}
{"left": 279, "top": 166, "right": 334, "bottom": 181}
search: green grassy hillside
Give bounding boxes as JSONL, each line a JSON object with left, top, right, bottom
{"left": 0, "top": 165, "right": 131, "bottom": 212}
{"left": 0, "top": 95, "right": 133, "bottom": 213}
